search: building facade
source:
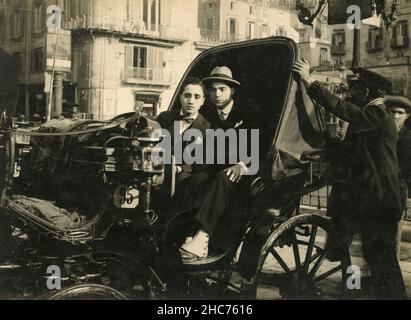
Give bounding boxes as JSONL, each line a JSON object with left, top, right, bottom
{"left": 196, "top": 0, "right": 299, "bottom": 51}
{"left": 63, "top": 0, "right": 199, "bottom": 119}
{"left": 0, "top": 0, "right": 341, "bottom": 120}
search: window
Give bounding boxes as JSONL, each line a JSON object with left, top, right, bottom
{"left": 260, "top": 24, "right": 268, "bottom": 37}
{"left": 142, "top": 0, "right": 162, "bottom": 31}
{"left": 276, "top": 28, "right": 287, "bottom": 37}
{"left": 250, "top": 5, "right": 255, "bottom": 15}
{"left": 391, "top": 20, "right": 409, "bottom": 47}
{"left": 332, "top": 31, "right": 345, "bottom": 46}
{"left": 396, "top": 21, "right": 409, "bottom": 38}
{"left": 133, "top": 47, "right": 147, "bottom": 69}
{"left": 230, "top": 1, "right": 236, "bottom": 10}
{"left": 246, "top": 21, "right": 255, "bottom": 39}
{"left": 208, "top": 1, "right": 214, "bottom": 10}
{"left": 125, "top": 45, "right": 165, "bottom": 81}
{"left": 207, "top": 17, "right": 214, "bottom": 31}
{"left": 367, "top": 27, "right": 383, "bottom": 48}
{"left": 31, "top": 48, "right": 44, "bottom": 73}
{"left": 228, "top": 18, "right": 237, "bottom": 40}
{"left": 32, "top": 1, "right": 45, "bottom": 33}
{"left": 319, "top": 48, "right": 328, "bottom": 65}
{"left": 10, "top": 11, "right": 23, "bottom": 38}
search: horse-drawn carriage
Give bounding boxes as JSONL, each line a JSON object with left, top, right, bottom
{"left": 0, "top": 37, "right": 351, "bottom": 299}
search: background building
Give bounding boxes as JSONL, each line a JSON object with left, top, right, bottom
{"left": 327, "top": 1, "right": 411, "bottom": 96}
{"left": 0, "top": 0, "right": 355, "bottom": 120}
{"left": 0, "top": 0, "right": 70, "bottom": 118}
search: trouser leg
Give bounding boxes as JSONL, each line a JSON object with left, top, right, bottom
{"left": 361, "top": 217, "right": 407, "bottom": 300}
{"left": 196, "top": 171, "right": 236, "bottom": 236}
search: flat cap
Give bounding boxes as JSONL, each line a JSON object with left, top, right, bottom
{"left": 384, "top": 95, "right": 411, "bottom": 113}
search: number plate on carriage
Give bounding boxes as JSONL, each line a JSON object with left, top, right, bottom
{"left": 114, "top": 185, "right": 139, "bottom": 209}
{"left": 15, "top": 133, "right": 30, "bottom": 145}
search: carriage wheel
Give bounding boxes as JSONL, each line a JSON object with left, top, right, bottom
{"left": 251, "top": 213, "right": 352, "bottom": 300}
{"left": 48, "top": 284, "right": 128, "bottom": 300}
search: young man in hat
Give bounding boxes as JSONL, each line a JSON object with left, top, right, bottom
{"left": 293, "top": 59, "right": 406, "bottom": 299}
{"left": 179, "top": 66, "right": 255, "bottom": 262}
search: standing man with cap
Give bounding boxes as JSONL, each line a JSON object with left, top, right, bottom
{"left": 179, "top": 66, "right": 254, "bottom": 262}
{"left": 385, "top": 95, "right": 411, "bottom": 259}
{"left": 293, "top": 59, "right": 406, "bottom": 299}
{"left": 385, "top": 95, "right": 411, "bottom": 196}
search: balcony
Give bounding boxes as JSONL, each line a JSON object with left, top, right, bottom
{"left": 331, "top": 43, "right": 346, "bottom": 55}
{"left": 313, "top": 61, "right": 333, "bottom": 72}
{"left": 63, "top": 16, "right": 189, "bottom": 42}
{"left": 121, "top": 67, "right": 173, "bottom": 85}
{"left": 391, "top": 36, "right": 410, "bottom": 49}
{"left": 198, "top": 29, "right": 243, "bottom": 44}
{"left": 364, "top": 55, "right": 411, "bottom": 67}
{"left": 366, "top": 39, "right": 384, "bottom": 53}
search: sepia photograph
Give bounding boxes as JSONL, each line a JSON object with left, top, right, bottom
{"left": 0, "top": 0, "right": 410, "bottom": 305}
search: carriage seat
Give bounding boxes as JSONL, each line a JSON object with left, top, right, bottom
{"left": 4, "top": 195, "right": 101, "bottom": 242}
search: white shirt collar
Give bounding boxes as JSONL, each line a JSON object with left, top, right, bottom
{"left": 216, "top": 100, "right": 234, "bottom": 118}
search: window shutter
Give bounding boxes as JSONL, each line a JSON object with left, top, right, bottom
{"left": 157, "top": 50, "right": 164, "bottom": 69}
{"left": 148, "top": 47, "right": 154, "bottom": 69}
{"left": 125, "top": 45, "right": 133, "bottom": 67}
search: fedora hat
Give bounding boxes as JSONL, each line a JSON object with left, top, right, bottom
{"left": 385, "top": 95, "right": 411, "bottom": 113}
{"left": 202, "top": 66, "right": 241, "bottom": 87}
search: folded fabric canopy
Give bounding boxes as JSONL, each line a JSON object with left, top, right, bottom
{"left": 272, "top": 80, "right": 327, "bottom": 180}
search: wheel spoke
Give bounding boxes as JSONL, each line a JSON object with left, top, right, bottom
{"left": 269, "top": 247, "right": 291, "bottom": 273}
{"left": 303, "top": 225, "right": 317, "bottom": 274}
{"left": 290, "top": 232, "right": 302, "bottom": 273}
{"left": 308, "top": 249, "right": 327, "bottom": 280}
{"left": 313, "top": 265, "right": 342, "bottom": 284}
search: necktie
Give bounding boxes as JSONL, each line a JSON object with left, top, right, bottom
{"left": 177, "top": 114, "right": 195, "bottom": 124}
{"left": 183, "top": 117, "right": 194, "bottom": 124}
{"left": 178, "top": 115, "right": 195, "bottom": 134}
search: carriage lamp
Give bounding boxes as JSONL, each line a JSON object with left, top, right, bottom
{"left": 140, "top": 146, "right": 164, "bottom": 174}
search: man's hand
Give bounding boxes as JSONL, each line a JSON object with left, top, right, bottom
{"left": 225, "top": 164, "right": 244, "bottom": 183}
{"left": 292, "top": 58, "right": 314, "bottom": 88}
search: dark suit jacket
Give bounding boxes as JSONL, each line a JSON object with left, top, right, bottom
{"left": 307, "top": 81, "right": 403, "bottom": 221}
{"left": 156, "top": 110, "right": 210, "bottom": 178}
{"left": 200, "top": 102, "right": 254, "bottom": 174}
{"left": 398, "top": 127, "right": 411, "bottom": 185}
